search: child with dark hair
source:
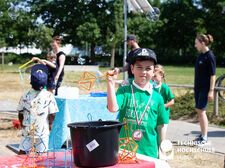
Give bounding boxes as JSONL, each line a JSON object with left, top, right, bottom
{"left": 107, "top": 48, "right": 168, "bottom": 158}
{"left": 17, "top": 64, "right": 58, "bottom": 154}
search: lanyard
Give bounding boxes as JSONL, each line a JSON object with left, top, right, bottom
{"left": 158, "top": 85, "right": 161, "bottom": 94}
{"left": 131, "top": 85, "right": 152, "bottom": 126}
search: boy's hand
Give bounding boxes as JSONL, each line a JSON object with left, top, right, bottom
{"left": 106, "top": 69, "right": 119, "bottom": 82}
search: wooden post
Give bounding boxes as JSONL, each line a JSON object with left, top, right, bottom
{"left": 213, "top": 90, "right": 219, "bottom": 116}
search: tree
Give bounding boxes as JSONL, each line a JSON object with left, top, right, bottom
{"left": 27, "top": 24, "right": 54, "bottom": 51}
{"left": 106, "top": 0, "right": 123, "bottom": 68}
{"left": 154, "top": 0, "right": 202, "bottom": 64}
{"left": 28, "top": 0, "right": 112, "bottom": 64}
{"left": 76, "top": 17, "right": 101, "bottom": 64}
{"left": 199, "top": 0, "right": 225, "bottom": 65}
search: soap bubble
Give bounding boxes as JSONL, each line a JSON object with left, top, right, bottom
{"left": 153, "top": 7, "right": 160, "bottom": 15}
{"left": 8, "top": 4, "right": 20, "bottom": 20}
{"left": 77, "top": 56, "right": 86, "bottom": 65}
{"left": 146, "top": 7, "right": 160, "bottom": 22}
{"left": 9, "top": 34, "right": 14, "bottom": 39}
{"left": 71, "top": 57, "right": 75, "bottom": 61}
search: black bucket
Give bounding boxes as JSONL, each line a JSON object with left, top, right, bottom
{"left": 68, "top": 120, "right": 125, "bottom": 167}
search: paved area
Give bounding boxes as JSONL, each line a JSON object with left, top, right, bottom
{"left": 0, "top": 99, "right": 17, "bottom": 113}
{"left": 167, "top": 120, "right": 225, "bottom": 154}
{"left": 0, "top": 139, "right": 20, "bottom": 156}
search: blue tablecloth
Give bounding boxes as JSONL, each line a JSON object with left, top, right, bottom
{"left": 49, "top": 95, "right": 118, "bottom": 149}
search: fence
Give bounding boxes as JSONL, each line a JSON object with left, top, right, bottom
{"left": 168, "top": 84, "right": 225, "bottom": 116}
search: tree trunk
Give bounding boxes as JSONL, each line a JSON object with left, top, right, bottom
{"left": 110, "top": 47, "right": 115, "bottom": 69}
{"left": 91, "top": 43, "right": 96, "bottom": 65}
{"left": 1, "top": 51, "right": 4, "bottom": 69}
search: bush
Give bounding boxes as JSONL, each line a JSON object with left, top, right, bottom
{"left": 1, "top": 52, "right": 47, "bottom": 64}
{"left": 170, "top": 91, "right": 196, "bottom": 120}
{"left": 170, "top": 91, "right": 225, "bottom": 127}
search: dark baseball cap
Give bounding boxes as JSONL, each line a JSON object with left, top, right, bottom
{"left": 30, "top": 64, "right": 48, "bottom": 90}
{"left": 131, "top": 48, "right": 157, "bottom": 65}
{"left": 127, "top": 34, "right": 137, "bottom": 41}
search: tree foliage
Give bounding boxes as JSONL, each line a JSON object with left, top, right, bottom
{"left": 1, "top": 0, "right": 224, "bottom": 66}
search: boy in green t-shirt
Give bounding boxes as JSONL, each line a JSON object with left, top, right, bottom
{"left": 107, "top": 48, "right": 168, "bottom": 158}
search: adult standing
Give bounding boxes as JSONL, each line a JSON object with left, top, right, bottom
{"left": 51, "top": 36, "right": 66, "bottom": 95}
{"left": 118, "top": 34, "right": 140, "bottom": 79}
{"left": 194, "top": 34, "right": 216, "bottom": 145}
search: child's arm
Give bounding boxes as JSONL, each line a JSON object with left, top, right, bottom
{"left": 157, "top": 125, "right": 166, "bottom": 144}
{"left": 164, "top": 99, "right": 174, "bottom": 109}
{"left": 42, "top": 60, "right": 56, "bottom": 69}
{"left": 18, "top": 112, "right": 23, "bottom": 128}
{"left": 48, "top": 113, "right": 56, "bottom": 131}
{"left": 32, "top": 57, "right": 46, "bottom": 65}
{"left": 107, "top": 69, "right": 119, "bottom": 113}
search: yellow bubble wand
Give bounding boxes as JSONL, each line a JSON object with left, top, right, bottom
{"left": 18, "top": 60, "right": 36, "bottom": 88}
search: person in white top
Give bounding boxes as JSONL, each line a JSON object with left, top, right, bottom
{"left": 18, "top": 64, "right": 59, "bottom": 154}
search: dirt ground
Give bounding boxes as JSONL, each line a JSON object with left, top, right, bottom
{"left": 0, "top": 113, "right": 21, "bottom": 156}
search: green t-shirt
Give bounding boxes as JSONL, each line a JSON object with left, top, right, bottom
{"left": 116, "top": 84, "right": 168, "bottom": 158}
{"left": 153, "top": 83, "right": 174, "bottom": 119}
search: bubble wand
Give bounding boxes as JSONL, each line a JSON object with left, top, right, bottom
{"left": 118, "top": 119, "right": 139, "bottom": 164}
{"left": 18, "top": 60, "right": 36, "bottom": 88}
{"left": 78, "top": 71, "right": 114, "bottom": 91}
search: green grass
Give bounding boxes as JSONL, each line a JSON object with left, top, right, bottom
{"left": 164, "top": 65, "right": 224, "bottom": 85}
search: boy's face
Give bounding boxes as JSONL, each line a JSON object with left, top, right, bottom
{"left": 131, "top": 60, "right": 154, "bottom": 86}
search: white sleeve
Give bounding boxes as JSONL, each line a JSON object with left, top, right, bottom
{"left": 17, "top": 94, "right": 25, "bottom": 113}
{"left": 48, "top": 94, "right": 59, "bottom": 114}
